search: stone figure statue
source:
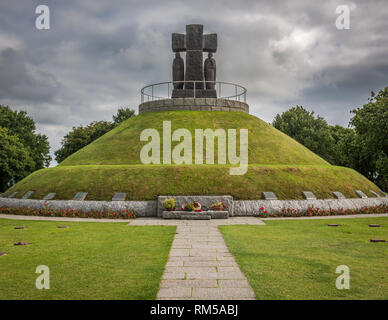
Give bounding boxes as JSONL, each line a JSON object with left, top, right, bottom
{"left": 172, "top": 52, "right": 184, "bottom": 89}
{"left": 204, "top": 53, "right": 216, "bottom": 90}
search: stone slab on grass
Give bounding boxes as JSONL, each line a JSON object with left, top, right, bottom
{"left": 72, "top": 192, "right": 88, "bottom": 201}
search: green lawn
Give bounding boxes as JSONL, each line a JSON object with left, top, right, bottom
{"left": 220, "top": 217, "right": 388, "bottom": 300}
{"left": 0, "top": 219, "right": 175, "bottom": 299}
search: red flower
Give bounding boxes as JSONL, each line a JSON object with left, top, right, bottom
{"left": 260, "top": 207, "right": 265, "bottom": 211}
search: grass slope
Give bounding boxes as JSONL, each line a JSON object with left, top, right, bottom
{"left": 6, "top": 164, "right": 382, "bottom": 200}
{"left": 0, "top": 219, "right": 175, "bottom": 299}
{"left": 220, "top": 217, "right": 388, "bottom": 300}
{"left": 59, "top": 111, "right": 329, "bottom": 166}
{"left": 6, "top": 111, "right": 382, "bottom": 200}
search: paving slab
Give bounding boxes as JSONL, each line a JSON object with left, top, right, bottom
{"left": 137, "top": 219, "right": 258, "bottom": 300}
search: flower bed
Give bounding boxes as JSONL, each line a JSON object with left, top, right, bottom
{"left": 256, "top": 204, "right": 388, "bottom": 218}
{"left": 0, "top": 204, "right": 137, "bottom": 219}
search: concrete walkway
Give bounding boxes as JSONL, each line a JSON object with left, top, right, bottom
{"left": 130, "top": 217, "right": 264, "bottom": 300}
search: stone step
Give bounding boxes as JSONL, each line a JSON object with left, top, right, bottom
{"left": 162, "top": 210, "right": 228, "bottom": 220}
{"left": 180, "top": 215, "right": 211, "bottom": 220}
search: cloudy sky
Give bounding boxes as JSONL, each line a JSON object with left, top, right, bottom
{"left": 0, "top": 0, "right": 387, "bottom": 165}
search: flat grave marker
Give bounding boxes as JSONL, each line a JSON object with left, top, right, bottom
{"left": 112, "top": 192, "right": 127, "bottom": 201}
{"left": 302, "top": 191, "right": 317, "bottom": 200}
{"left": 22, "top": 191, "right": 34, "bottom": 199}
{"left": 14, "top": 242, "right": 30, "bottom": 246}
{"left": 262, "top": 192, "right": 278, "bottom": 200}
{"left": 43, "top": 193, "right": 56, "bottom": 200}
{"left": 8, "top": 192, "right": 17, "bottom": 199}
{"left": 370, "top": 190, "right": 381, "bottom": 198}
{"left": 355, "top": 190, "right": 368, "bottom": 198}
{"left": 332, "top": 191, "right": 345, "bottom": 199}
{"left": 73, "top": 192, "right": 88, "bottom": 201}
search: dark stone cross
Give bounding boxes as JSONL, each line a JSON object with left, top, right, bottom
{"left": 172, "top": 24, "right": 217, "bottom": 98}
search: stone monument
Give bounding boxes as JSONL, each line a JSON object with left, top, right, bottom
{"left": 138, "top": 23, "right": 249, "bottom": 114}
{"left": 172, "top": 52, "right": 184, "bottom": 90}
{"left": 204, "top": 53, "right": 216, "bottom": 90}
{"left": 171, "top": 24, "right": 217, "bottom": 98}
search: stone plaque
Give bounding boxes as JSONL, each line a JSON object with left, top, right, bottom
{"left": 8, "top": 192, "right": 17, "bottom": 199}
{"left": 355, "top": 190, "right": 367, "bottom": 198}
{"left": 302, "top": 191, "right": 317, "bottom": 200}
{"left": 112, "top": 192, "right": 127, "bottom": 201}
{"left": 43, "top": 193, "right": 56, "bottom": 200}
{"left": 262, "top": 192, "right": 277, "bottom": 200}
{"left": 72, "top": 192, "right": 88, "bottom": 201}
{"left": 22, "top": 191, "right": 34, "bottom": 199}
{"left": 332, "top": 191, "right": 345, "bottom": 199}
{"left": 370, "top": 190, "right": 380, "bottom": 198}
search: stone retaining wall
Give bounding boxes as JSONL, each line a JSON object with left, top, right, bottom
{"left": 1, "top": 197, "right": 387, "bottom": 217}
{"left": 0, "top": 198, "right": 156, "bottom": 217}
{"left": 139, "top": 98, "right": 249, "bottom": 114}
{"left": 234, "top": 198, "right": 388, "bottom": 216}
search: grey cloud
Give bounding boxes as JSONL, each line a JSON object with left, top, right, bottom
{"left": 0, "top": 48, "right": 59, "bottom": 103}
{"left": 0, "top": 0, "right": 387, "bottom": 166}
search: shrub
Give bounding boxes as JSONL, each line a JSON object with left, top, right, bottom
{"left": 163, "top": 198, "right": 175, "bottom": 210}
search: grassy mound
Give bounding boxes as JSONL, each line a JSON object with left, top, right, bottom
{"left": 5, "top": 164, "right": 381, "bottom": 200}
{"left": 59, "top": 111, "right": 329, "bottom": 166}
{"left": 5, "top": 111, "right": 382, "bottom": 200}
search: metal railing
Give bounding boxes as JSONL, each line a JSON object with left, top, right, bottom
{"left": 141, "top": 81, "right": 247, "bottom": 103}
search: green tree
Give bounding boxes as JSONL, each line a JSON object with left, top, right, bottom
{"left": 0, "top": 105, "right": 51, "bottom": 169}
{"left": 349, "top": 88, "right": 388, "bottom": 191}
{"left": 54, "top": 121, "right": 114, "bottom": 163}
{"left": 272, "top": 106, "right": 335, "bottom": 163}
{"left": 329, "top": 125, "right": 358, "bottom": 167}
{"left": 54, "top": 107, "right": 135, "bottom": 163}
{"left": 0, "top": 127, "right": 34, "bottom": 191}
{"left": 113, "top": 107, "right": 135, "bottom": 126}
